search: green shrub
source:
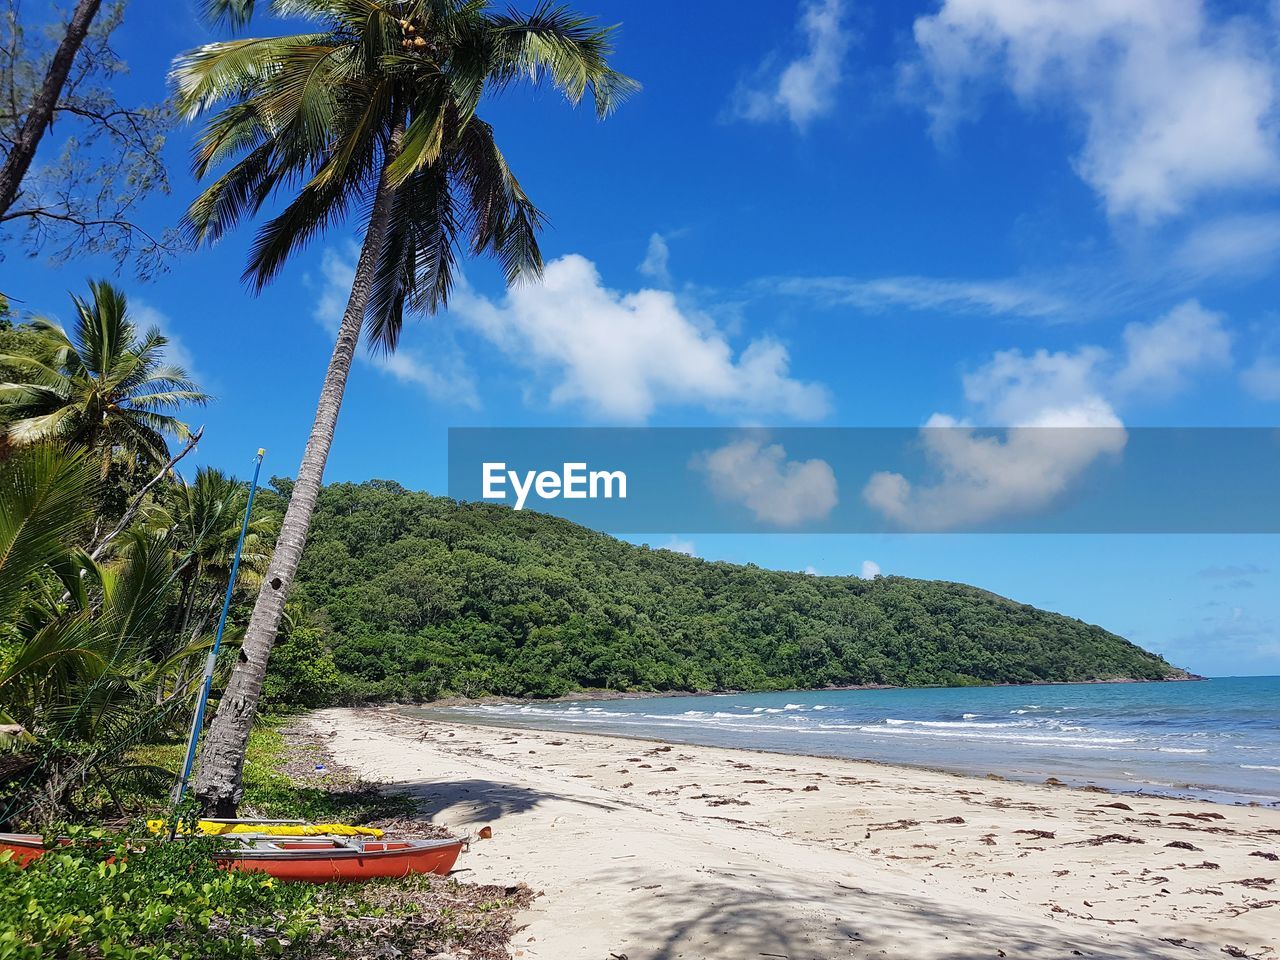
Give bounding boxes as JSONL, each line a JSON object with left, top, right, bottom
{"left": 0, "top": 828, "right": 318, "bottom": 959}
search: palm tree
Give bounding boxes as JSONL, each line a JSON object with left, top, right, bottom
{"left": 0, "top": 446, "right": 200, "bottom": 823}
{"left": 0, "top": 281, "right": 209, "bottom": 474}
{"left": 173, "top": 0, "right": 635, "bottom": 815}
{"left": 150, "top": 466, "right": 271, "bottom": 681}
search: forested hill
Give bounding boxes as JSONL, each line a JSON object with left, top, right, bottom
{"left": 273, "top": 479, "right": 1189, "bottom": 703}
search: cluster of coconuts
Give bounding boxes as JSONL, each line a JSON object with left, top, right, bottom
{"left": 399, "top": 19, "right": 428, "bottom": 50}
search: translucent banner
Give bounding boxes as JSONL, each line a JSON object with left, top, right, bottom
{"left": 447, "top": 427, "right": 1280, "bottom": 533}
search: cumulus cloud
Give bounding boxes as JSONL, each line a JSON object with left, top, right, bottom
{"left": 859, "top": 560, "right": 881, "bottom": 579}
{"left": 695, "top": 438, "right": 838, "bottom": 527}
{"left": 449, "top": 254, "right": 830, "bottom": 422}
{"left": 863, "top": 299, "right": 1230, "bottom": 530}
{"left": 315, "top": 246, "right": 479, "bottom": 408}
{"left": 729, "top": 0, "right": 850, "bottom": 128}
{"left": 638, "top": 233, "right": 672, "bottom": 286}
{"left": 1112, "top": 300, "right": 1232, "bottom": 397}
{"left": 911, "top": 0, "right": 1280, "bottom": 220}
{"left": 1242, "top": 356, "right": 1280, "bottom": 402}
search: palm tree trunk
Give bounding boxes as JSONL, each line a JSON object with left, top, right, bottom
{"left": 193, "top": 131, "right": 403, "bottom": 817}
{"left": 0, "top": 0, "right": 102, "bottom": 219}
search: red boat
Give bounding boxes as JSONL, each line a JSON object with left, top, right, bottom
{"left": 0, "top": 832, "right": 463, "bottom": 883}
{"left": 222, "top": 835, "right": 464, "bottom": 883}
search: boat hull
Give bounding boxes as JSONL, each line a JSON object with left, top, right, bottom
{"left": 0, "top": 833, "right": 52, "bottom": 867}
{"left": 220, "top": 837, "right": 464, "bottom": 883}
{"left": 0, "top": 833, "right": 463, "bottom": 883}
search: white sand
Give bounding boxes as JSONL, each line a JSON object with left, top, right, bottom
{"left": 306, "top": 707, "right": 1280, "bottom": 960}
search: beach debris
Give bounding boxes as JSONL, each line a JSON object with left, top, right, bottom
{"left": 1044, "top": 777, "right": 1066, "bottom": 786}
{"left": 1186, "top": 861, "right": 1221, "bottom": 870}
{"left": 1158, "top": 938, "right": 1193, "bottom": 950}
{"left": 869, "top": 819, "right": 920, "bottom": 831}
{"left": 1228, "top": 878, "right": 1276, "bottom": 889}
{"left": 477, "top": 826, "right": 493, "bottom": 840}
{"left": 1171, "top": 811, "right": 1227, "bottom": 821}
{"left": 1015, "top": 829, "right": 1056, "bottom": 840}
{"left": 1248, "top": 851, "right": 1279, "bottom": 861}
{"left": 803, "top": 785, "right": 820, "bottom": 792}
{"left": 1097, "top": 802, "right": 1133, "bottom": 811}
{"left": 979, "top": 834, "right": 998, "bottom": 846}
{"left": 1069, "top": 833, "right": 1145, "bottom": 846}
{"left": 1166, "top": 841, "right": 1202, "bottom": 851}
{"left": 934, "top": 816, "right": 966, "bottom": 824}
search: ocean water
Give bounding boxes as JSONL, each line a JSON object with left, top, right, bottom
{"left": 417, "top": 676, "right": 1280, "bottom": 805}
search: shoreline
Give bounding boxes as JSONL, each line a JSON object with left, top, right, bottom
{"left": 407, "top": 706, "right": 1274, "bottom": 809}
{"left": 412, "top": 674, "right": 1207, "bottom": 709}
{"left": 311, "top": 706, "right": 1280, "bottom": 960}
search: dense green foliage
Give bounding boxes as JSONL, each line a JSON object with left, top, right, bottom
{"left": 278, "top": 480, "right": 1186, "bottom": 703}
{"left": 0, "top": 830, "right": 316, "bottom": 960}
{"left": 1, "top": 724, "right": 518, "bottom": 960}
{"left": 0, "top": 288, "right": 259, "bottom": 826}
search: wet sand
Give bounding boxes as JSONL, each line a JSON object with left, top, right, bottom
{"left": 306, "top": 706, "right": 1280, "bottom": 960}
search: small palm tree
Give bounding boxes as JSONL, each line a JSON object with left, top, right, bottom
{"left": 174, "top": 0, "right": 635, "bottom": 815}
{"left": 152, "top": 466, "right": 271, "bottom": 669}
{"left": 0, "top": 281, "right": 209, "bottom": 474}
{"left": 0, "top": 447, "right": 200, "bottom": 823}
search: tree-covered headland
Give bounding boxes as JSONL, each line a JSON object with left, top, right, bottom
{"left": 274, "top": 479, "right": 1189, "bottom": 704}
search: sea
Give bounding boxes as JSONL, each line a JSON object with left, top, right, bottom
{"left": 415, "top": 676, "right": 1280, "bottom": 805}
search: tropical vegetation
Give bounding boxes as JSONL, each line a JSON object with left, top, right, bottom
{"left": 271, "top": 479, "right": 1189, "bottom": 703}
{"left": 0, "top": 285, "right": 258, "bottom": 826}
{"left": 174, "top": 0, "right": 636, "bottom": 816}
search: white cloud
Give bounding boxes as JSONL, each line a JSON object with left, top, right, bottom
{"left": 449, "top": 254, "right": 830, "bottom": 422}
{"left": 638, "top": 233, "right": 672, "bottom": 286}
{"left": 314, "top": 246, "right": 479, "bottom": 408}
{"left": 911, "top": 0, "right": 1280, "bottom": 220}
{"left": 1175, "top": 214, "right": 1280, "bottom": 277}
{"left": 864, "top": 413, "right": 1127, "bottom": 530}
{"left": 863, "top": 299, "right": 1231, "bottom": 530}
{"left": 658, "top": 537, "right": 697, "bottom": 556}
{"left": 1242, "top": 356, "right": 1280, "bottom": 402}
{"left": 767, "top": 274, "right": 1067, "bottom": 319}
{"left": 729, "top": 0, "right": 850, "bottom": 128}
{"left": 131, "top": 301, "right": 200, "bottom": 379}
{"left": 1112, "top": 300, "right": 1231, "bottom": 397}
{"left": 695, "top": 438, "right": 838, "bottom": 527}
{"left": 804, "top": 565, "right": 820, "bottom": 575}
{"left": 859, "top": 560, "right": 881, "bottom": 579}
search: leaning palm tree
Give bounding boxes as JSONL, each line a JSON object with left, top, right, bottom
{"left": 173, "top": 0, "right": 635, "bottom": 814}
{"left": 0, "top": 281, "right": 210, "bottom": 475}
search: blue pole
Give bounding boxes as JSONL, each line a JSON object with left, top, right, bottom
{"left": 171, "top": 448, "right": 265, "bottom": 821}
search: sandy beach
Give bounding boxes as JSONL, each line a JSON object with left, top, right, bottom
{"left": 307, "top": 707, "right": 1280, "bottom": 960}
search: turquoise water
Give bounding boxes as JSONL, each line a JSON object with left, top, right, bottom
{"left": 420, "top": 676, "right": 1280, "bottom": 805}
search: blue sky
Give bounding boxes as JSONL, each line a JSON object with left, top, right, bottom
{"left": 4, "top": 0, "right": 1278, "bottom": 676}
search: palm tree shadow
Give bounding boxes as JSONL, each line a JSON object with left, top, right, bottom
{"left": 607, "top": 867, "right": 1203, "bottom": 960}
{"left": 400, "top": 778, "right": 616, "bottom": 826}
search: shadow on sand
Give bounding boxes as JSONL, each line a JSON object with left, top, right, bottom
{"left": 397, "top": 777, "right": 620, "bottom": 826}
